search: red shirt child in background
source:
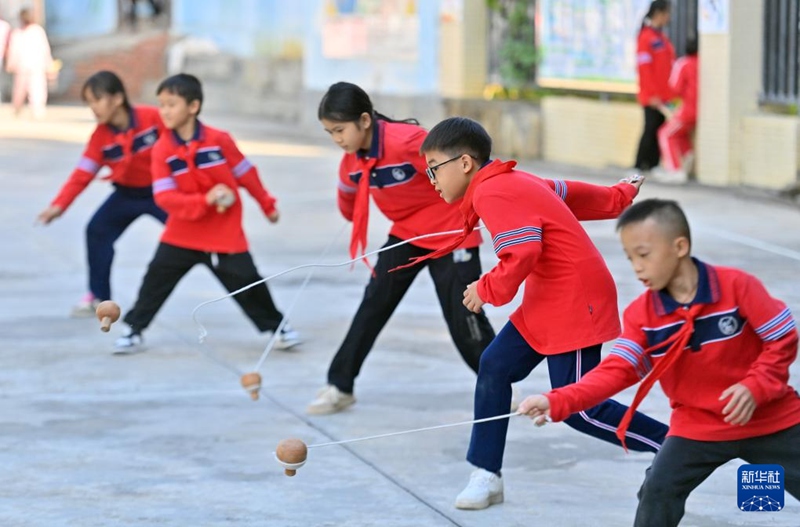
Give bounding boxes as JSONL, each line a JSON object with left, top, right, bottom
{"left": 634, "top": 1, "right": 675, "bottom": 172}
{"left": 657, "top": 37, "right": 699, "bottom": 183}
{"left": 112, "top": 73, "right": 300, "bottom": 354}
{"left": 36, "top": 71, "right": 167, "bottom": 317}
{"left": 520, "top": 199, "right": 800, "bottom": 527}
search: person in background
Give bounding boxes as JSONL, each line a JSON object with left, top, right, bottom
{"left": 114, "top": 73, "right": 300, "bottom": 354}
{"left": 0, "top": 14, "right": 10, "bottom": 102}
{"left": 36, "top": 71, "right": 167, "bottom": 317}
{"left": 5, "top": 8, "right": 53, "bottom": 119}
{"left": 634, "top": 0, "right": 674, "bottom": 173}
{"left": 656, "top": 36, "right": 698, "bottom": 184}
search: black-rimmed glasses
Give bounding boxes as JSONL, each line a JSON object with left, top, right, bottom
{"left": 425, "top": 154, "right": 466, "bottom": 182}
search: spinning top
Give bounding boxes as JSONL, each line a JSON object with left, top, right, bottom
{"left": 95, "top": 301, "right": 121, "bottom": 332}
{"left": 275, "top": 438, "right": 307, "bottom": 477}
{"left": 240, "top": 372, "right": 262, "bottom": 400}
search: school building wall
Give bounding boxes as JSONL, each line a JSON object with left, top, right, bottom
{"left": 39, "top": 1, "right": 799, "bottom": 193}
{"left": 44, "top": 0, "right": 117, "bottom": 39}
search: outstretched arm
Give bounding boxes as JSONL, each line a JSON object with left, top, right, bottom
{"left": 522, "top": 308, "right": 649, "bottom": 422}
{"left": 544, "top": 175, "right": 643, "bottom": 221}
{"left": 221, "top": 132, "right": 277, "bottom": 219}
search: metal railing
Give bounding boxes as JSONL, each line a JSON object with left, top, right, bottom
{"left": 668, "top": 0, "right": 699, "bottom": 58}
{"left": 762, "top": 0, "right": 800, "bottom": 105}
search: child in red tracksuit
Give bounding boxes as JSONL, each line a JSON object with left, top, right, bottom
{"left": 307, "top": 81, "right": 496, "bottom": 415}
{"left": 113, "top": 73, "right": 299, "bottom": 353}
{"left": 657, "top": 37, "right": 698, "bottom": 182}
{"left": 36, "top": 71, "right": 167, "bottom": 317}
{"left": 634, "top": 1, "right": 675, "bottom": 172}
{"left": 405, "top": 116, "right": 668, "bottom": 510}
{"left": 520, "top": 199, "right": 800, "bottom": 527}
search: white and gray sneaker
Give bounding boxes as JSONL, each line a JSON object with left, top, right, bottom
{"left": 70, "top": 293, "right": 100, "bottom": 318}
{"left": 113, "top": 326, "right": 144, "bottom": 354}
{"left": 274, "top": 324, "right": 302, "bottom": 351}
{"left": 306, "top": 384, "right": 356, "bottom": 415}
{"left": 455, "top": 468, "right": 504, "bottom": 510}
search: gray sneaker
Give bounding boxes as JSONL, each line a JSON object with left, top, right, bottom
{"left": 113, "top": 326, "right": 144, "bottom": 355}
{"left": 306, "top": 385, "right": 355, "bottom": 415}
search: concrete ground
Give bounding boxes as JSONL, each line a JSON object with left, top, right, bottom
{"left": 1, "top": 105, "right": 799, "bottom": 527}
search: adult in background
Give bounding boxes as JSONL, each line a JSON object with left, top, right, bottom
{"left": 6, "top": 8, "right": 53, "bottom": 119}
{"left": 634, "top": 0, "right": 674, "bottom": 173}
{"left": 0, "top": 14, "right": 10, "bottom": 102}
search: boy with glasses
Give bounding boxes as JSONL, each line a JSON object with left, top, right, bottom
{"left": 397, "top": 116, "right": 667, "bottom": 510}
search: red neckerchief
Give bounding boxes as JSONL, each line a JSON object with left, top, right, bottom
{"left": 349, "top": 155, "right": 378, "bottom": 272}
{"left": 616, "top": 303, "right": 703, "bottom": 451}
{"left": 390, "top": 159, "right": 517, "bottom": 272}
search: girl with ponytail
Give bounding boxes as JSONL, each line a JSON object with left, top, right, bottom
{"left": 36, "top": 71, "right": 167, "bottom": 316}
{"left": 308, "top": 81, "right": 496, "bottom": 415}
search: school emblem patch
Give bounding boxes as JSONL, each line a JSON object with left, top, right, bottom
{"left": 392, "top": 167, "right": 406, "bottom": 181}
{"left": 209, "top": 152, "right": 220, "bottom": 161}
{"left": 718, "top": 316, "right": 739, "bottom": 336}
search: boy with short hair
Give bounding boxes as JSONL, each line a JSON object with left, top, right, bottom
{"left": 520, "top": 198, "right": 800, "bottom": 527}
{"left": 114, "top": 73, "right": 300, "bottom": 353}
{"left": 401, "top": 117, "right": 668, "bottom": 510}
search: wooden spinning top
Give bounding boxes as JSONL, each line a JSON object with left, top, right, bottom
{"left": 240, "top": 372, "right": 262, "bottom": 400}
{"left": 275, "top": 438, "right": 307, "bottom": 476}
{"left": 95, "top": 301, "right": 121, "bottom": 332}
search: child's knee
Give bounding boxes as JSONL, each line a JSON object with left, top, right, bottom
{"left": 477, "top": 347, "right": 512, "bottom": 378}
{"left": 86, "top": 218, "right": 106, "bottom": 240}
{"left": 638, "top": 471, "right": 679, "bottom": 504}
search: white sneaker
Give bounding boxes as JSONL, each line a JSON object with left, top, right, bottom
{"left": 113, "top": 326, "right": 144, "bottom": 354}
{"left": 306, "top": 384, "right": 356, "bottom": 415}
{"left": 70, "top": 293, "right": 100, "bottom": 318}
{"left": 273, "top": 324, "right": 302, "bottom": 351}
{"left": 510, "top": 384, "right": 522, "bottom": 413}
{"left": 455, "top": 468, "right": 504, "bottom": 510}
{"left": 682, "top": 151, "right": 695, "bottom": 175}
{"left": 652, "top": 167, "right": 688, "bottom": 185}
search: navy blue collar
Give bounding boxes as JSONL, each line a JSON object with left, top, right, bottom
{"left": 107, "top": 107, "right": 136, "bottom": 134}
{"left": 653, "top": 258, "right": 719, "bottom": 315}
{"left": 171, "top": 120, "right": 203, "bottom": 145}
{"left": 357, "top": 119, "right": 382, "bottom": 160}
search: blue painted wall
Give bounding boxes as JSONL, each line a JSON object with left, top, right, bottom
{"left": 45, "top": 0, "right": 117, "bottom": 39}
{"left": 170, "top": 0, "right": 440, "bottom": 95}
{"left": 303, "top": 0, "right": 440, "bottom": 95}
{"left": 171, "top": 0, "right": 306, "bottom": 58}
